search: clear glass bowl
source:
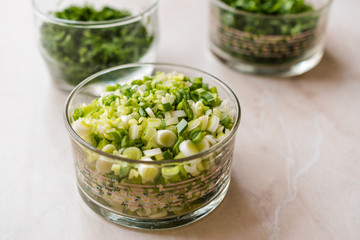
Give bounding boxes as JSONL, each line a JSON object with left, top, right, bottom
{"left": 209, "top": 0, "right": 332, "bottom": 77}
{"left": 64, "top": 63, "right": 241, "bottom": 229}
{"left": 32, "top": 0, "right": 159, "bottom": 91}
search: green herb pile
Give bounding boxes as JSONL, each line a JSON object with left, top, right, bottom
{"left": 215, "top": 0, "right": 320, "bottom": 64}
{"left": 221, "top": 0, "right": 313, "bottom": 15}
{"left": 40, "top": 5, "right": 154, "bottom": 86}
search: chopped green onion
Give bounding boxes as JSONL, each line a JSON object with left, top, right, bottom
{"left": 166, "top": 117, "right": 179, "bottom": 126}
{"left": 96, "top": 157, "right": 113, "bottom": 174}
{"left": 196, "top": 137, "right": 210, "bottom": 151}
{"left": 145, "top": 107, "right": 156, "bottom": 118}
{"left": 202, "top": 83, "right": 209, "bottom": 90}
{"left": 173, "top": 136, "right": 184, "bottom": 155}
{"left": 71, "top": 71, "right": 234, "bottom": 174}
{"left": 171, "top": 110, "right": 186, "bottom": 118}
{"left": 104, "top": 95, "right": 118, "bottom": 106}
{"left": 179, "top": 140, "right": 199, "bottom": 157}
{"left": 143, "top": 148, "right": 162, "bottom": 157}
{"left": 142, "top": 126, "right": 157, "bottom": 142}
{"left": 121, "top": 135, "right": 129, "bottom": 148}
{"left": 207, "top": 116, "right": 220, "bottom": 133}
{"left": 210, "top": 86, "right": 218, "bottom": 94}
{"left": 111, "top": 164, "right": 121, "bottom": 175}
{"left": 123, "top": 147, "right": 142, "bottom": 160}
{"left": 148, "top": 118, "right": 161, "bottom": 128}
{"left": 187, "top": 118, "right": 201, "bottom": 131}
{"left": 189, "top": 127, "right": 201, "bottom": 140}
{"left": 155, "top": 130, "right": 177, "bottom": 147}
{"left": 138, "top": 163, "right": 159, "bottom": 184}
{"left": 176, "top": 119, "right": 188, "bottom": 134}
{"left": 197, "top": 89, "right": 215, "bottom": 105}
{"left": 129, "top": 124, "right": 140, "bottom": 140}
{"left": 182, "top": 98, "right": 193, "bottom": 120}
{"left": 156, "top": 111, "right": 165, "bottom": 119}
{"left": 162, "top": 151, "right": 173, "bottom": 160}
{"left": 105, "top": 85, "right": 117, "bottom": 92}
{"left": 161, "top": 166, "right": 179, "bottom": 177}
{"left": 97, "top": 139, "right": 110, "bottom": 150}
{"left": 102, "top": 144, "right": 116, "bottom": 153}
{"left": 220, "top": 117, "right": 233, "bottom": 128}
{"left": 159, "top": 120, "right": 166, "bottom": 130}
{"left": 191, "top": 131, "right": 204, "bottom": 144}
{"left": 162, "top": 102, "right": 172, "bottom": 111}
{"left": 139, "top": 107, "right": 147, "bottom": 117}
{"left": 72, "top": 108, "right": 84, "bottom": 121}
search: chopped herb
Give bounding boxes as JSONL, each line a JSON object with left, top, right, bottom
{"left": 40, "top": 5, "right": 154, "bottom": 86}
{"left": 213, "top": 0, "right": 319, "bottom": 65}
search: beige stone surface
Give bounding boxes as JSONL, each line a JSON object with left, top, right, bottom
{"left": 0, "top": 0, "right": 359, "bottom": 239}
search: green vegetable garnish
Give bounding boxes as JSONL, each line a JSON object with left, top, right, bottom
{"left": 162, "top": 102, "right": 173, "bottom": 111}
{"left": 71, "top": 72, "right": 239, "bottom": 220}
{"left": 214, "top": 0, "right": 319, "bottom": 65}
{"left": 221, "top": 0, "right": 313, "bottom": 15}
{"left": 72, "top": 72, "right": 235, "bottom": 187}
{"left": 176, "top": 119, "right": 188, "bottom": 135}
{"left": 40, "top": 5, "right": 154, "bottom": 86}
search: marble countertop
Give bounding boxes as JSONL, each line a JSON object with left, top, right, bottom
{"left": 1, "top": 0, "right": 359, "bottom": 239}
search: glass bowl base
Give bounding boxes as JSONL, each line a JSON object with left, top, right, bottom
{"left": 210, "top": 42, "right": 323, "bottom": 77}
{"left": 77, "top": 179, "right": 230, "bottom": 230}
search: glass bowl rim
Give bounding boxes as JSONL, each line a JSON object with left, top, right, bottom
{"left": 210, "top": 0, "right": 333, "bottom": 19}
{"left": 64, "top": 62, "right": 241, "bottom": 165}
{"left": 31, "top": 0, "right": 159, "bottom": 28}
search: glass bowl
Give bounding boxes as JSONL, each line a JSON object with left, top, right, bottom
{"left": 209, "top": 0, "right": 332, "bottom": 77}
{"left": 64, "top": 63, "right": 241, "bottom": 229}
{"left": 32, "top": 0, "right": 159, "bottom": 91}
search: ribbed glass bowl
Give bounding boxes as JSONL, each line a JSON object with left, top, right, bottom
{"left": 209, "top": 0, "right": 332, "bottom": 77}
{"left": 33, "top": 0, "right": 159, "bottom": 91}
{"left": 64, "top": 63, "right": 241, "bottom": 229}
